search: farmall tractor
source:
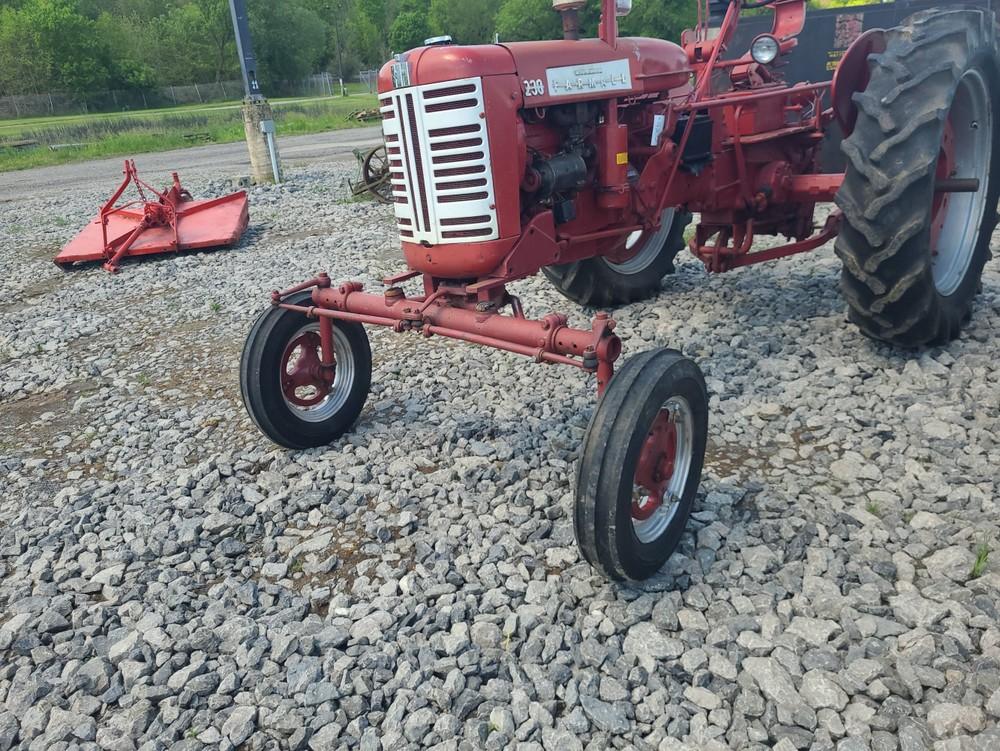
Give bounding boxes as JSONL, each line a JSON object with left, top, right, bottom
{"left": 241, "top": 0, "right": 1000, "bottom": 580}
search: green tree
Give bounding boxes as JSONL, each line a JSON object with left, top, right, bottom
{"left": 94, "top": 12, "right": 158, "bottom": 88}
{"left": 495, "top": 0, "right": 560, "bottom": 42}
{"left": 389, "top": 1, "right": 430, "bottom": 53}
{"left": 197, "top": 0, "right": 239, "bottom": 83}
{"left": 247, "top": 0, "right": 327, "bottom": 87}
{"left": 350, "top": 7, "right": 385, "bottom": 67}
{"left": 429, "top": 0, "right": 498, "bottom": 44}
{"left": 618, "top": 0, "right": 695, "bottom": 42}
{"left": 0, "top": 5, "right": 50, "bottom": 95}
{"left": 301, "top": 0, "right": 362, "bottom": 89}
{"left": 10, "top": 0, "right": 109, "bottom": 93}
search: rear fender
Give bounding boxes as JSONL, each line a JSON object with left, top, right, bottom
{"left": 831, "top": 29, "right": 887, "bottom": 137}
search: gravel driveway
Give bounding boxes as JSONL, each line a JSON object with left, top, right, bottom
{"left": 1, "top": 155, "right": 999, "bottom": 751}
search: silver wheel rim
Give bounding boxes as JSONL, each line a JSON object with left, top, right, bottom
{"left": 605, "top": 209, "right": 677, "bottom": 275}
{"left": 631, "top": 395, "right": 694, "bottom": 544}
{"left": 932, "top": 69, "right": 992, "bottom": 297}
{"left": 281, "top": 322, "right": 355, "bottom": 423}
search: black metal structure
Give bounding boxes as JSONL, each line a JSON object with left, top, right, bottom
{"left": 731, "top": 0, "right": 999, "bottom": 170}
{"left": 228, "top": 0, "right": 263, "bottom": 101}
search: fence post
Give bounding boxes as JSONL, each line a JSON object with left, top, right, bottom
{"left": 195, "top": 83, "right": 202, "bottom": 103}
{"left": 170, "top": 86, "right": 177, "bottom": 105}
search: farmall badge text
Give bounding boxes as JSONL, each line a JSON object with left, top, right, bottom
{"left": 544, "top": 59, "right": 632, "bottom": 97}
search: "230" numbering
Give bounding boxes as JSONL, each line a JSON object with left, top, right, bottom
{"left": 522, "top": 79, "right": 545, "bottom": 97}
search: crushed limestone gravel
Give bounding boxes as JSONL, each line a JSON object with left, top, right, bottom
{"left": 1, "top": 159, "right": 999, "bottom": 751}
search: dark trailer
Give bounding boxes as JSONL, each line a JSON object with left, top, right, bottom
{"left": 730, "top": 0, "right": 1000, "bottom": 170}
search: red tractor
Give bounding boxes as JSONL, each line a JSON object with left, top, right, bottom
{"left": 241, "top": 0, "right": 999, "bottom": 580}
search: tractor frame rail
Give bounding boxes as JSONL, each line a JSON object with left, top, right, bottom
{"left": 272, "top": 273, "right": 623, "bottom": 394}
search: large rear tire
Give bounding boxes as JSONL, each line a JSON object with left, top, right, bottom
{"left": 835, "top": 8, "right": 1000, "bottom": 347}
{"left": 543, "top": 209, "right": 691, "bottom": 308}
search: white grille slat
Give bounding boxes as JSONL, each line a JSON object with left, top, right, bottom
{"left": 426, "top": 130, "right": 482, "bottom": 144}
{"left": 423, "top": 93, "right": 478, "bottom": 106}
{"left": 379, "top": 77, "right": 498, "bottom": 245}
{"left": 435, "top": 185, "right": 488, "bottom": 196}
{"left": 428, "top": 146, "right": 485, "bottom": 158}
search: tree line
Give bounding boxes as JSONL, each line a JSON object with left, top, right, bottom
{"left": 0, "top": 0, "right": 880, "bottom": 98}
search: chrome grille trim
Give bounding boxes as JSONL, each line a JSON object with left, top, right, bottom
{"left": 379, "top": 77, "right": 498, "bottom": 245}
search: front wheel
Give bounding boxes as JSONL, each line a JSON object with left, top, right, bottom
{"left": 240, "top": 291, "right": 372, "bottom": 449}
{"left": 575, "top": 348, "right": 708, "bottom": 581}
{"left": 543, "top": 209, "right": 692, "bottom": 308}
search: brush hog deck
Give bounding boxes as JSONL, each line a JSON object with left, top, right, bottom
{"left": 55, "top": 160, "right": 249, "bottom": 273}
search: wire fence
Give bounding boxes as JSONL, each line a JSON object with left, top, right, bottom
{"left": 0, "top": 80, "right": 245, "bottom": 120}
{"left": 0, "top": 73, "right": 375, "bottom": 120}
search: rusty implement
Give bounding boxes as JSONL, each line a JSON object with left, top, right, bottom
{"left": 348, "top": 145, "right": 392, "bottom": 204}
{"left": 55, "top": 160, "right": 249, "bottom": 273}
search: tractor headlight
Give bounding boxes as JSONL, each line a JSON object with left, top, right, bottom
{"left": 750, "top": 34, "right": 780, "bottom": 65}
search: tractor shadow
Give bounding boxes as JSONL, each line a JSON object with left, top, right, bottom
{"left": 666, "top": 254, "right": 849, "bottom": 326}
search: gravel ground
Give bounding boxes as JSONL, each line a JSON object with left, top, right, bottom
{"left": 1, "top": 159, "right": 1000, "bottom": 751}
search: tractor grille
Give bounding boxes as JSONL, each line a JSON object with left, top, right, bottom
{"left": 379, "top": 77, "right": 498, "bottom": 245}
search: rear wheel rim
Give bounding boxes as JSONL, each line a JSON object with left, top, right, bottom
{"left": 931, "top": 68, "right": 992, "bottom": 297}
{"left": 605, "top": 209, "right": 677, "bottom": 274}
{"left": 631, "top": 395, "right": 693, "bottom": 544}
{"left": 280, "top": 322, "right": 355, "bottom": 423}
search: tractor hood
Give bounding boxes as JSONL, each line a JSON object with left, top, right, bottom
{"left": 379, "top": 37, "right": 691, "bottom": 102}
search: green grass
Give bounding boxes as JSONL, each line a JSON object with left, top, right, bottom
{"left": 0, "top": 94, "right": 378, "bottom": 172}
{"left": 971, "top": 542, "right": 990, "bottom": 579}
{"left": 864, "top": 500, "right": 883, "bottom": 518}
{"left": 0, "top": 86, "right": 374, "bottom": 136}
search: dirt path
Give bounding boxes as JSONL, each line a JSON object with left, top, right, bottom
{"left": 0, "top": 126, "right": 383, "bottom": 200}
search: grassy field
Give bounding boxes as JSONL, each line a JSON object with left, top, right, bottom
{"left": 0, "top": 92, "right": 378, "bottom": 172}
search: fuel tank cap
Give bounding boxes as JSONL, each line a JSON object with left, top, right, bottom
{"left": 424, "top": 35, "right": 454, "bottom": 46}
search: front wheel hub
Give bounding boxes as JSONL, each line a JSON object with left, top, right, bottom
{"left": 280, "top": 328, "right": 333, "bottom": 408}
{"left": 630, "top": 396, "right": 694, "bottom": 544}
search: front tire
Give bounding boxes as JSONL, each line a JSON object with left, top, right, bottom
{"left": 835, "top": 8, "right": 1000, "bottom": 346}
{"left": 240, "top": 291, "right": 372, "bottom": 449}
{"left": 543, "top": 210, "right": 691, "bottom": 308}
{"left": 575, "top": 349, "right": 708, "bottom": 581}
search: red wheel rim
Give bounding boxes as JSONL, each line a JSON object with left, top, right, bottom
{"left": 930, "top": 118, "right": 956, "bottom": 253}
{"left": 632, "top": 410, "right": 679, "bottom": 521}
{"left": 280, "top": 330, "right": 332, "bottom": 407}
{"left": 604, "top": 209, "right": 678, "bottom": 273}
